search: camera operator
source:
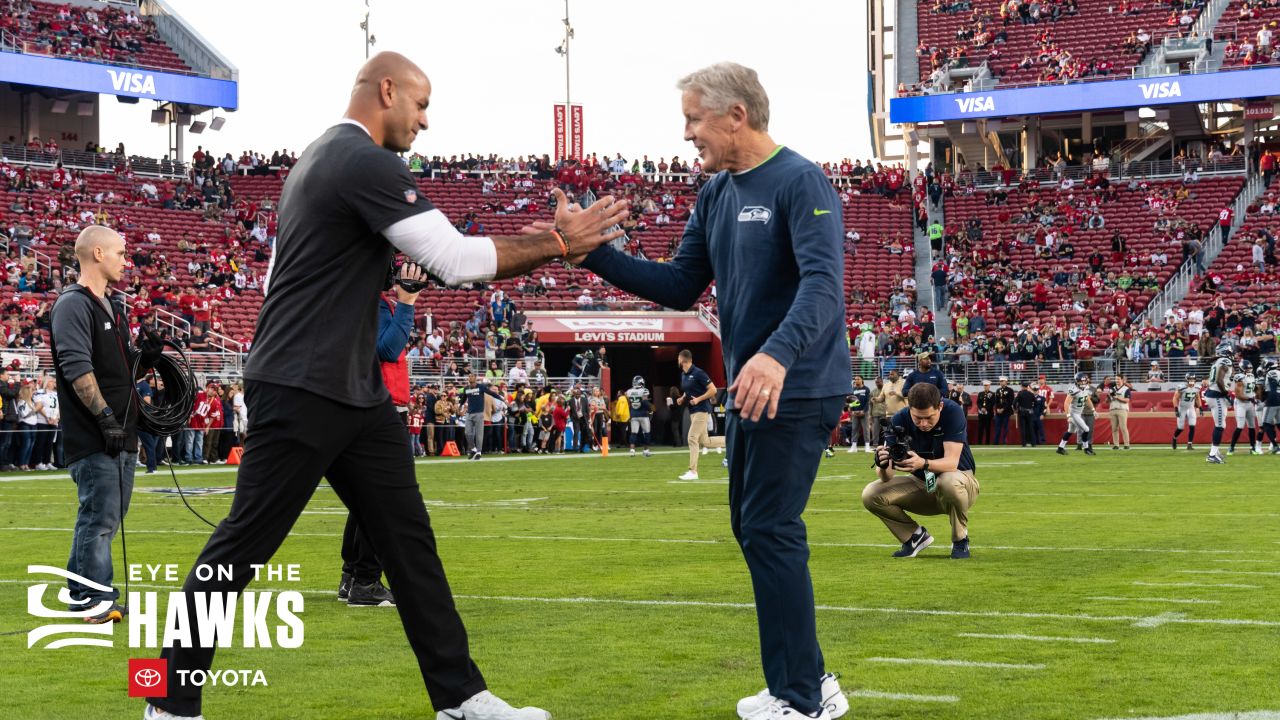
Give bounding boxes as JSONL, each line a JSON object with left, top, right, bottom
{"left": 861, "top": 383, "right": 979, "bottom": 560}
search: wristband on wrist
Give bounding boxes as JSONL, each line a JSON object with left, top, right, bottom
{"left": 549, "top": 228, "right": 570, "bottom": 258}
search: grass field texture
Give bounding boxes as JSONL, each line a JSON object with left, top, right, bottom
{"left": 1, "top": 446, "right": 1277, "bottom": 720}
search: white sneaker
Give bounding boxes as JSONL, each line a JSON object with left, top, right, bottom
{"left": 144, "top": 705, "right": 204, "bottom": 720}
{"left": 643, "top": 449, "right": 651, "bottom": 457}
{"left": 701, "top": 447, "right": 709, "bottom": 455}
{"left": 864, "top": 445, "right": 873, "bottom": 453}
{"left": 717, "top": 446, "right": 724, "bottom": 454}
{"left": 741, "top": 699, "right": 831, "bottom": 720}
{"left": 436, "top": 690, "right": 550, "bottom": 720}
{"left": 678, "top": 470, "right": 699, "bottom": 481}
{"left": 629, "top": 448, "right": 636, "bottom": 457}
{"left": 846, "top": 445, "right": 855, "bottom": 453}
{"left": 737, "top": 673, "right": 847, "bottom": 719}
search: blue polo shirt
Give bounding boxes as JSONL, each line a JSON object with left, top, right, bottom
{"left": 582, "top": 147, "right": 852, "bottom": 407}
{"left": 681, "top": 364, "right": 714, "bottom": 413}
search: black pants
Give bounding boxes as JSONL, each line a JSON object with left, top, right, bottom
{"left": 726, "top": 396, "right": 842, "bottom": 716}
{"left": 1017, "top": 411, "right": 1036, "bottom": 446}
{"left": 975, "top": 414, "right": 992, "bottom": 444}
{"left": 34, "top": 423, "right": 56, "bottom": 466}
{"left": 0, "top": 419, "right": 16, "bottom": 465}
{"left": 341, "top": 514, "right": 383, "bottom": 584}
{"left": 154, "top": 382, "right": 485, "bottom": 716}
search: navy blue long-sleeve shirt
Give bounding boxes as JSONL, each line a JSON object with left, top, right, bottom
{"left": 582, "top": 147, "right": 852, "bottom": 406}
{"left": 376, "top": 300, "right": 415, "bottom": 363}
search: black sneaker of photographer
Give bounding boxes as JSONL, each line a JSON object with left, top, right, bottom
{"left": 892, "top": 527, "right": 933, "bottom": 558}
{"left": 347, "top": 580, "right": 395, "bottom": 607}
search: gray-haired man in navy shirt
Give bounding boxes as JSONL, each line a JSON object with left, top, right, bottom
{"left": 580, "top": 62, "right": 852, "bottom": 720}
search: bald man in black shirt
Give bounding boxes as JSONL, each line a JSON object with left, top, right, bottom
{"left": 147, "top": 52, "right": 627, "bottom": 720}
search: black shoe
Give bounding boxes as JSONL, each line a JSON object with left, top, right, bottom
{"left": 337, "top": 572, "right": 351, "bottom": 601}
{"left": 1084, "top": 447, "right": 1096, "bottom": 456}
{"left": 84, "top": 601, "right": 127, "bottom": 624}
{"left": 1056, "top": 447, "right": 1068, "bottom": 455}
{"left": 347, "top": 581, "right": 395, "bottom": 607}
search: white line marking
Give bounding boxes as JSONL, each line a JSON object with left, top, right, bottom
{"left": 1132, "top": 581, "right": 1260, "bottom": 589}
{"left": 0, "top": 527, "right": 1275, "bottom": 558}
{"left": 845, "top": 690, "right": 959, "bottom": 703}
{"left": 1085, "top": 707, "right": 1280, "bottom": 712}
{"left": 955, "top": 632, "right": 1115, "bottom": 644}
{"left": 1207, "top": 559, "right": 1277, "bottom": 565}
{"left": 1086, "top": 596, "right": 1221, "bottom": 605}
{"left": 865, "top": 656, "right": 1045, "bottom": 670}
{"left": 1180, "top": 569, "right": 1280, "bottom": 577}
{"left": 1133, "top": 612, "right": 1188, "bottom": 628}
{"left": 446, "top": 594, "right": 1280, "bottom": 628}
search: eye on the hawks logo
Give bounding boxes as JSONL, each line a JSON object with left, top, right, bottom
{"left": 26, "top": 564, "right": 116, "bottom": 649}
{"left": 404, "top": 189, "right": 417, "bottom": 204}
{"left": 129, "top": 658, "right": 169, "bottom": 697}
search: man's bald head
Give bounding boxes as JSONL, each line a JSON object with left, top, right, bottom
{"left": 74, "top": 225, "right": 122, "bottom": 264}
{"left": 346, "top": 51, "right": 431, "bottom": 153}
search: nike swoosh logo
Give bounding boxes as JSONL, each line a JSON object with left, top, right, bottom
{"left": 814, "top": 209, "right": 832, "bottom": 216}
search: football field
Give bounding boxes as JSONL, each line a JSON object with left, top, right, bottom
{"left": 1, "top": 446, "right": 1278, "bottom": 720}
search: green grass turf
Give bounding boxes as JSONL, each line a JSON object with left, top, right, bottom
{"left": 1, "top": 446, "right": 1278, "bottom": 719}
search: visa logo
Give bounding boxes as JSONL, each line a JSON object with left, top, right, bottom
{"left": 954, "top": 95, "right": 995, "bottom": 113}
{"left": 1139, "top": 81, "right": 1181, "bottom": 99}
{"left": 107, "top": 69, "right": 157, "bottom": 95}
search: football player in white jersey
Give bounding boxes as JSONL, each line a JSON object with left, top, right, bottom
{"left": 625, "top": 375, "right": 653, "bottom": 457}
{"left": 1230, "top": 360, "right": 1262, "bottom": 455}
{"left": 1171, "top": 373, "right": 1201, "bottom": 450}
{"left": 1057, "top": 373, "right": 1096, "bottom": 455}
{"left": 1204, "top": 342, "right": 1236, "bottom": 464}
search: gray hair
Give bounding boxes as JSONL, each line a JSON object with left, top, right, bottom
{"left": 676, "top": 62, "right": 770, "bottom": 131}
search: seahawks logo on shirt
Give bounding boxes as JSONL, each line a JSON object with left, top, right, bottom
{"left": 737, "top": 206, "right": 772, "bottom": 224}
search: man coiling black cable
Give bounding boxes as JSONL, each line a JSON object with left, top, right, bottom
{"left": 49, "top": 225, "right": 166, "bottom": 624}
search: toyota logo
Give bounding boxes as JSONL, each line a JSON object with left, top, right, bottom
{"left": 134, "top": 668, "right": 163, "bottom": 688}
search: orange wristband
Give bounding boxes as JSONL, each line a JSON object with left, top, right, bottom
{"left": 549, "top": 228, "right": 568, "bottom": 257}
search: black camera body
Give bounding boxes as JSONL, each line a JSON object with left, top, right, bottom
{"left": 878, "top": 418, "right": 911, "bottom": 467}
{"left": 385, "top": 261, "right": 431, "bottom": 293}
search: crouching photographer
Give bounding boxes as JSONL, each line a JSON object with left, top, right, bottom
{"left": 861, "top": 383, "right": 980, "bottom": 559}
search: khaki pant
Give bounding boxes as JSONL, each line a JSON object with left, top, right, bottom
{"left": 861, "top": 470, "right": 979, "bottom": 542}
{"left": 1108, "top": 408, "right": 1130, "bottom": 447}
{"left": 688, "top": 411, "right": 725, "bottom": 471}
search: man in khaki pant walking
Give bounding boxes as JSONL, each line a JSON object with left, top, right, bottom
{"left": 676, "top": 349, "right": 724, "bottom": 480}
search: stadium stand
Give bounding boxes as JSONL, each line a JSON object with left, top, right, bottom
{"left": 0, "top": 0, "right": 192, "bottom": 74}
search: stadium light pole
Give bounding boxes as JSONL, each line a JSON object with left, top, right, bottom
{"left": 361, "top": 0, "right": 376, "bottom": 59}
{"left": 554, "top": 0, "right": 574, "bottom": 159}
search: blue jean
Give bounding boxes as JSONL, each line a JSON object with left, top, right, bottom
{"left": 18, "top": 424, "right": 35, "bottom": 466}
{"left": 726, "top": 396, "right": 842, "bottom": 715}
{"left": 181, "top": 429, "right": 204, "bottom": 463}
{"left": 66, "top": 451, "right": 136, "bottom": 604}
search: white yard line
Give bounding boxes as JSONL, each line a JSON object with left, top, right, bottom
{"left": 1, "top": 527, "right": 1276, "bottom": 559}
{"left": 1132, "top": 581, "right": 1260, "bottom": 589}
{"left": 1090, "top": 707, "right": 1280, "bottom": 712}
{"left": 865, "top": 657, "right": 1045, "bottom": 670}
{"left": 845, "top": 690, "right": 959, "bottom": 703}
{"left": 1180, "top": 569, "right": 1280, "bottom": 577}
{"left": 1086, "top": 596, "right": 1221, "bottom": 605}
{"left": 955, "top": 632, "right": 1115, "bottom": 644}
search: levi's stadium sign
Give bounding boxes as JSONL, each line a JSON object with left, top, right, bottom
{"left": 529, "top": 314, "right": 714, "bottom": 344}
{"left": 889, "top": 66, "right": 1280, "bottom": 123}
{"left": 0, "top": 52, "right": 238, "bottom": 109}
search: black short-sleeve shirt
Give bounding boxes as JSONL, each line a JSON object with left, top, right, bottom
{"left": 243, "top": 123, "right": 433, "bottom": 406}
